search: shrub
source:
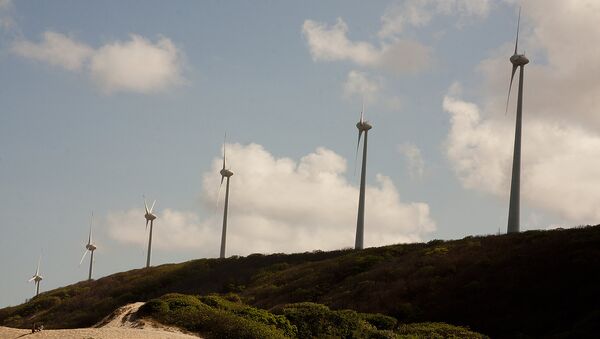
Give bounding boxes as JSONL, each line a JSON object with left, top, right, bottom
{"left": 138, "top": 293, "right": 290, "bottom": 339}
{"left": 396, "top": 322, "right": 489, "bottom": 338}
{"left": 360, "top": 313, "right": 398, "bottom": 331}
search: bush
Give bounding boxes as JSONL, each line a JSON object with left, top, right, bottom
{"left": 360, "top": 313, "right": 398, "bottom": 331}
{"left": 138, "top": 293, "right": 290, "bottom": 339}
{"left": 396, "top": 322, "right": 489, "bottom": 338}
{"left": 279, "top": 302, "right": 392, "bottom": 339}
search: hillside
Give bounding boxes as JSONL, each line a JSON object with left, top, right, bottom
{"left": 1, "top": 226, "right": 599, "bottom": 338}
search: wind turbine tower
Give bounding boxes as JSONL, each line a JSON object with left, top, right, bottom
{"left": 144, "top": 198, "right": 157, "bottom": 268}
{"left": 28, "top": 256, "right": 43, "bottom": 297}
{"left": 355, "top": 103, "right": 372, "bottom": 250}
{"left": 218, "top": 135, "right": 234, "bottom": 259}
{"left": 506, "top": 8, "right": 529, "bottom": 234}
{"left": 79, "top": 212, "right": 97, "bottom": 280}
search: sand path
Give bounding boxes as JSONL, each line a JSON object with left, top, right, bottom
{"left": 0, "top": 302, "right": 201, "bottom": 339}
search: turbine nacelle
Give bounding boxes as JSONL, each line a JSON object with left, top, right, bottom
{"left": 144, "top": 212, "right": 157, "bottom": 221}
{"left": 144, "top": 199, "right": 157, "bottom": 221}
{"left": 510, "top": 54, "right": 529, "bottom": 66}
{"left": 86, "top": 243, "right": 97, "bottom": 251}
{"left": 30, "top": 275, "right": 43, "bottom": 283}
{"left": 220, "top": 168, "right": 234, "bottom": 178}
{"left": 356, "top": 121, "right": 372, "bottom": 132}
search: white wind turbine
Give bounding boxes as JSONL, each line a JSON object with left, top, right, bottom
{"left": 144, "top": 198, "right": 157, "bottom": 268}
{"left": 217, "top": 134, "right": 234, "bottom": 259}
{"left": 505, "top": 8, "right": 529, "bottom": 234}
{"left": 79, "top": 212, "right": 97, "bottom": 281}
{"left": 354, "top": 102, "right": 372, "bottom": 250}
{"left": 28, "top": 256, "right": 43, "bottom": 297}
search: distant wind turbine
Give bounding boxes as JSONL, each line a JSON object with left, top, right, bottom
{"left": 217, "top": 134, "right": 234, "bottom": 259}
{"left": 505, "top": 8, "right": 529, "bottom": 234}
{"left": 144, "top": 198, "right": 157, "bottom": 268}
{"left": 355, "top": 102, "right": 372, "bottom": 250}
{"left": 79, "top": 212, "right": 97, "bottom": 281}
{"left": 28, "top": 256, "right": 43, "bottom": 297}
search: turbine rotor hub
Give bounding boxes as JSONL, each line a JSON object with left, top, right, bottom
{"left": 86, "top": 244, "right": 97, "bottom": 251}
{"left": 145, "top": 213, "right": 157, "bottom": 221}
{"left": 220, "top": 168, "right": 234, "bottom": 177}
{"left": 356, "top": 121, "right": 372, "bottom": 131}
{"left": 510, "top": 54, "right": 529, "bottom": 66}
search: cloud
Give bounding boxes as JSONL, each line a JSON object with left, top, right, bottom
{"left": 444, "top": 93, "right": 600, "bottom": 223}
{"left": 90, "top": 35, "right": 182, "bottom": 93}
{"left": 479, "top": 1, "right": 600, "bottom": 129}
{"left": 443, "top": 0, "right": 600, "bottom": 226}
{"left": 342, "top": 70, "right": 403, "bottom": 110}
{"left": 12, "top": 32, "right": 93, "bottom": 71}
{"left": 302, "top": 18, "right": 432, "bottom": 74}
{"left": 0, "top": 0, "right": 16, "bottom": 33}
{"left": 107, "top": 208, "right": 215, "bottom": 251}
{"left": 108, "top": 144, "right": 436, "bottom": 256}
{"left": 379, "top": 0, "right": 491, "bottom": 38}
{"left": 11, "top": 32, "right": 183, "bottom": 93}
{"left": 342, "top": 70, "right": 381, "bottom": 103}
{"left": 398, "top": 142, "right": 425, "bottom": 179}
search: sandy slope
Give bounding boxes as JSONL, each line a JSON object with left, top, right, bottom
{"left": 0, "top": 302, "right": 201, "bottom": 339}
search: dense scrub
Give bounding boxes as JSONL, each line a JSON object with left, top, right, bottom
{"left": 1, "top": 226, "right": 599, "bottom": 338}
{"left": 137, "top": 293, "right": 487, "bottom": 339}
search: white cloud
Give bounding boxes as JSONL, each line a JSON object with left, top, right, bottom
{"left": 302, "top": 18, "right": 431, "bottom": 74}
{"left": 379, "top": 0, "right": 491, "bottom": 38}
{"left": 445, "top": 92, "right": 600, "bottom": 224}
{"left": 107, "top": 208, "right": 216, "bottom": 251}
{"left": 12, "top": 32, "right": 93, "bottom": 71}
{"left": 398, "top": 142, "right": 425, "bottom": 179}
{"left": 11, "top": 31, "right": 183, "bottom": 94}
{"left": 108, "top": 144, "right": 436, "bottom": 256}
{"left": 342, "top": 70, "right": 403, "bottom": 110}
{"left": 443, "top": 0, "right": 600, "bottom": 226}
{"left": 90, "top": 35, "right": 182, "bottom": 93}
{"left": 342, "top": 70, "right": 381, "bottom": 103}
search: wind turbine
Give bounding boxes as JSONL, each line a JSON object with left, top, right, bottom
{"left": 505, "top": 8, "right": 529, "bottom": 234}
{"left": 79, "top": 212, "right": 97, "bottom": 281}
{"left": 217, "top": 134, "right": 233, "bottom": 259}
{"left": 144, "top": 198, "right": 157, "bottom": 268}
{"left": 354, "top": 102, "right": 372, "bottom": 250}
{"left": 28, "top": 256, "right": 43, "bottom": 297}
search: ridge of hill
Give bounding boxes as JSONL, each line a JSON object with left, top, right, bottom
{"left": 1, "top": 226, "right": 599, "bottom": 338}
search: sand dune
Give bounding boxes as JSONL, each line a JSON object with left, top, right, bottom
{"left": 0, "top": 302, "right": 201, "bottom": 339}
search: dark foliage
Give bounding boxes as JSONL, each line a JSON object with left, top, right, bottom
{"left": 139, "top": 294, "right": 486, "bottom": 339}
{"left": 138, "top": 293, "right": 291, "bottom": 338}
{"left": 1, "top": 226, "right": 599, "bottom": 338}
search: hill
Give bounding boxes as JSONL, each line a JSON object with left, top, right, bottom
{"left": 1, "top": 226, "right": 599, "bottom": 338}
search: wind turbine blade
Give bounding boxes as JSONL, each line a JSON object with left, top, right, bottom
{"left": 145, "top": 219, "right": 149, "bottom": 231}
{"left": 79, "top": 249, "right": 88, "bottom": 266}
{"left": 35, "top": 256, "right": 40, "bottom": 276}
{"left": 222, "top": 132, "right": 227, "bottom": 170}
{"left": 150, "top": 200, "right": 156, "bottom": 213}
{"left": 360, "top": 103, "right": 364, "bottom": 124}
{"left": 354, "top": 131, "right": 363, "bottom": 176}
{"left": 505, "top": 64, "right": 518, "bottom": 115}
{"left": 144, "top": 198, "right": 149, "bottom": 214}
{"left": 514, "top": 7, "right": 521, "bottom": 54}
{"left": 88, "top": 212, "right": 93, "bottom": 245}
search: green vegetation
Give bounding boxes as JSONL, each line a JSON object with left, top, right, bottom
{"left": 137, "top": 293, "right": 291, "bottom": 338}
{"left": 1, "top": 225, "right": 599, "bottom": 338}
{"left": 137, "top": 293, "right": 486, "bottom": 339}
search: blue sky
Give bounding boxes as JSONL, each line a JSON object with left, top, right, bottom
{"left": 2, "top": 0, "right": 599, "bottom": 307}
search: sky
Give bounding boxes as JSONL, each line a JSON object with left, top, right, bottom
{"left": 1, "top": 0, "right": 599, "bottom": 306}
